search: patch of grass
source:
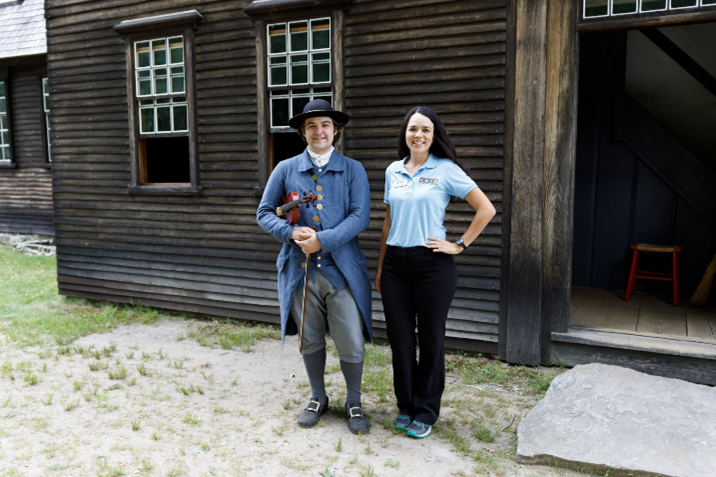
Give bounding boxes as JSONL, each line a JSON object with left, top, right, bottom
{"left": 182, "top": 413, "right": 200, "bottom": 425}
{"left": 188, "top": 319, "right": 280, "bottom": 352}
{"left": 23, "top": 372, "right": 38, "bottom": 385}
{"left": 473, "top": 424, "right": 496, "bottom": 443}
{"left": 64, "top": 399, "right": 79, "bottom": 411}
{"left": 178, "top": 384, "right": 203, "bottom": 395}
{"left": 108, "top": 367, "right": 127, "bottom": 380}
{"left": 89, "top": 362, "right": 109, "bottom": 372}
{"left": 131, "top": 418, "right": 141, "bottom": 431}
{"left": 358, "top": 464, "right": 374, "bottom": 477}
{"left": 136, "top": 363, "right": 149, "bottom": 376}
{"left": 0, "top": 245, "right": 172, "bottom": 347}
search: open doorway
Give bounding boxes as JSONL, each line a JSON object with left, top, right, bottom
{"left": 571, "top": 22, "right": 716, "bottom": 341}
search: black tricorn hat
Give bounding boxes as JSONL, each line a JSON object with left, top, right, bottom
{"left": 288, "top": 99, "right": 350, "bottom": 130}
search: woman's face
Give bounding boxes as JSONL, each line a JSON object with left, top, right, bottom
{"left": 405, "top": 113, "right": 434, "bottom": 156}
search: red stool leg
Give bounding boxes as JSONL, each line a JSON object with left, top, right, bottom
{"left": 672, "top": 250, "right": 680, "bottom": 306}
{"left": 625, "top": 247, "right": 639, "bottom": 301}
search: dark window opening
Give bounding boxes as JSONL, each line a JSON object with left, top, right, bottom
{"left": 270, "top": 132, "right": 306, "bottom": 171}
{"left": 139, "top": 136, "right": 190, "bottom": 184}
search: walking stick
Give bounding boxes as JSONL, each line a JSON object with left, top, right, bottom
{"left": 299, "top": 253, "right": 311, "bottom": 353}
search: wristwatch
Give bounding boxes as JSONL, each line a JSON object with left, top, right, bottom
{"left": 456, "top": 239, "right": 467, "bottom": 250}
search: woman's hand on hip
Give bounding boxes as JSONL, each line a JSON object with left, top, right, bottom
{"left": 426, "top": 237, "right": 462, "bottom": 255}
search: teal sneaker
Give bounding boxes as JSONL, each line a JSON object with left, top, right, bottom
{"left": 394, "top": 414, "right": 412, "bottom": 431}
{"left": 406, "top": 420, "right": 432, "bottom": 438}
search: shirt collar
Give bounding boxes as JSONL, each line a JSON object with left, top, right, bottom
{"left": 398, "top": 153, "right": 439, "bottom": 173}
{"left": 307, "top": 146, "right": 334, "bottom": 167}
{"left": 297, "top": 148, "right": 345, "bottom": 172}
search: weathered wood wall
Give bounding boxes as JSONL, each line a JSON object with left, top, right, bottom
{"left": 0, "top": 60, "right": 54, "bottom": 236}
{"left": 344, "top": 0, "right": 506, "bottom": 350}
{"left": 47, "top": 0, "right": 506, "bottom": 350}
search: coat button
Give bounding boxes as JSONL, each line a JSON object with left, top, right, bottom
{"left": 316, "top": 204, "right": 323, "bottom": 210}
{"left": 317, "top": 264, "right": 321, "bottom": 268}
{"left": 317, "top": 194, "right": 323, "bottom": 200}
{"left": 316, "top": 185, "right": 323, "bottom": 191}
{"left": 301, "top": 263, "right": 306, "bottom": 268}
{"left": 312, "top": 216, "right": 320, "bottom": 222}
{"left": 312, "top": 174, "right": 318, "bottom": 181}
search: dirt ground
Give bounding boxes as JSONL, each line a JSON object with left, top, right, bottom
{"left": 0, "top": 319, "right": 587, "bottom": 477}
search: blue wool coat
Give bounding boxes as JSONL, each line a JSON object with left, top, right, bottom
{"left": 256, "top": 149, "right": 373, "bottom": 342}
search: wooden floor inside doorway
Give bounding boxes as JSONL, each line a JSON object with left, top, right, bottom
{"left": 570, "top": 287, "right": 716, "bottom": 342}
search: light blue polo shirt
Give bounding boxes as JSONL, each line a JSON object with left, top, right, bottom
{"left": 384, "top": 154, "right": 477, "bottom": 248}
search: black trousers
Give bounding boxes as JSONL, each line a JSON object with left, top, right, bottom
{"left": 381, "top": 245, "right": 457, "bottom": 425}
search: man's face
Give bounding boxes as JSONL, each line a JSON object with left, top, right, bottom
{"left": 302, "top": 116, "right": 338, "bottom": 155}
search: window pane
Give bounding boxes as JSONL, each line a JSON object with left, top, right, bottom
{"left": 670, "top": 0, "right": 697, "bottom": 7}
{"left": 152, "top": 39, "right": 167, "bottom": 66}
{"left": 703, "top": 0, "right": 716, "bottom": 5}
{"left": 271, "top": 97, "right": 289, "bottom": 128}
{"left": 268, "top": 24, "right": 287, "bottom": 54}
{"left": 612, "top": 0, "right": 637, "bottom": 14}
{"left": 584, "top": 0, "right": 609, "bottom": 17}
{"left": 269, "top": 57, "right": 287, "bottom": 86}
{"left": 169, "top": 37, "right": 184, "bottom": 64}
{"left": 157, "top": 106, "right": 171, "bottom": 132}
{"left": 313, "top": 94, "right": 332, "bottom": 105}
{"left": 0, "top": 98, "right": 5, "bottom": 112}
{"left": 642, "top": 0, "right": 667, "bottom": 10}
{"left": 2, "top": 131, "right": 7, "bottom": 145}
{"left": 0, "top": 82, "right": 4, "bottom": 96}
{"left": 291, "top": 55, "right": 308, "bottom": 84}
{"left": 173, "top": 105, "right": 188, "bottom": 131}
{"left": 292, "top": 96, "right": 310, "bottom": 118}
{"left": 156, "top": 98, "right": 171, "bottom": 105}
{"left": 140, "top": 108, "right": 154, "bottom": 133}
{"left": 172, "top": 76, "right": 185, "bottom": 94}
{"left": 312, "top": 52, "right": 330, "bottom": 83}
{"left": 290, "top": 21, "right": 308, "bottom": 52}
{"left": 139, "top": 79, "right": 152, "bottom": 96}
{"left": 154, "top": 68, "right": 168, "bottom": 95}
{"left": 312, "top": 63, "right": 330, "bottom": 83}
{"left": 311, "top": 19, "right": 330, "bottom": 50}
{"left": 136, "top": 41, "right": 150, "bottom": 68}
{"left": 0, "top": 115, "right": 6, "bottom": 129}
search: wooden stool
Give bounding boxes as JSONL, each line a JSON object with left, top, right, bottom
{"left": 625, "top": 243, "right": 683, "bottom": 306}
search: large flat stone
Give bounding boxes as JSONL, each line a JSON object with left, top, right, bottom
{"left": 517, "top": 363, "right": 716, "bottom": 477}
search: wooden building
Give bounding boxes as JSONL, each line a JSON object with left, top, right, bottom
{"left": 0, "top": 0, "right": 54, "bottom": 236}
{"left": 44, "top": 0, "right": 716, "bottom": 384}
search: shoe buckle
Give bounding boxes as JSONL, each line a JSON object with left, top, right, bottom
{"left": 306, "top": 399, "right": 321, "bottom": 413}
{"left": 348, "top": 406, "right": 363, "bottom": 418}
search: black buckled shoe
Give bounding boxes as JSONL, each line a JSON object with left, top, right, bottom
{"left": 345, "top": 402, "right": 370, "bottom": 435}
{"left": 297, "top": 396, "right": 329, "bottom": 428}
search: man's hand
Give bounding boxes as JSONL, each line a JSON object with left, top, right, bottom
{"left": 293, "top": 227, "right": 321, "bottom": 254}
{"left": 291, "top": 226, "right": 315, "bottom": 242}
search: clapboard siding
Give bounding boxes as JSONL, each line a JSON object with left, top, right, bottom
{"left": 47, "top": 0, "right": 506, "bottom": 346}
{"left": 344, "top": 0, "right": 506, "bottom": 343}
{"left": 45, "top": 0, "right": 276, "bottom": 322}
{"left": 0, "top": 59, "right": 54, "bottom": 236}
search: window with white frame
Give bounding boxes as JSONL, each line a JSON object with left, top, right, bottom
{"left": 42, "top": 77, "right": 51, "bottom": 162}
{"left": 135, "top": 37, "right": 188, "bottom": 135}
{"left": 267, "top": 18, "right": 333, "bottom": 128}
{"left": 0, "top": 81, "right": 9, "bottom": 162}
{"left": 584, "top": 0, "right": 716, "bottom": 19}
{"left": 133, "top": 36, "right": 191, "bottom": 184}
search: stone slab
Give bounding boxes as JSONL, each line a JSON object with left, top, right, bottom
{"left": 517, "top": 363, "right": 716, "bottom": 477}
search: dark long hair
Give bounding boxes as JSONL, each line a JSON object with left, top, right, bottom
{"left": 397, "top": 106, "right": 468, "bottom": 175}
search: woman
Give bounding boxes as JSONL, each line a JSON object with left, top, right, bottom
{"left": 375, "top": 106, "right": 496, "bottom": 439}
